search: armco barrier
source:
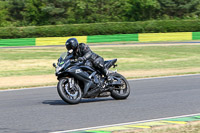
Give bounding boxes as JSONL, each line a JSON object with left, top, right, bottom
{"left": 0, "top": 32, "right": 200, "bottom": 46}
{"left": 0, "top": 38, "right": 35, "bottom": 47}
{"left": 35, "top": 36, "right": 87, "bottom": 46}
{"left": 138, "top": 32, "right": 192, "bottom": 42}
{"left": 87, "top": 34, "right": 138, "bottom": 43}
{"left": 193, "top": 32, "right": 200, "bottom": 40}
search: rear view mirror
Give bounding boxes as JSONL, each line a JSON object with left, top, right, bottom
{"left": 53, "top": 63, "right": 56, "bottom": 68}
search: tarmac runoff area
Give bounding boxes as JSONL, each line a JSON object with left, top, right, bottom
{"left": 1, "top": 74, "right": 200, "bottom": 132}
{"left": 47, "top": 74, "right": 200, "bottom": 133}
{"left": 51, "top": 113, "right": 200, "bottom": 133}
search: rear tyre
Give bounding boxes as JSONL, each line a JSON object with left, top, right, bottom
{"left": 57, "top": 78, "right": 82, "bottom": 104}
{"left": 111, "top": 73, "right": 130, "bottom": 100}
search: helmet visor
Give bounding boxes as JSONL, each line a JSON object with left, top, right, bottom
{"left": 66, "top": 43, "right": 72, "bottom": 51}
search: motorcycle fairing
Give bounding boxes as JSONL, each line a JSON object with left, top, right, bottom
{"left": 66, "top": 66, "right": 95, "bottom": 96}
{"left": 80, "top": 66, "right": 95, "bottom": 73}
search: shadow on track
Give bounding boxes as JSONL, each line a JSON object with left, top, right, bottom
{"left": 42, "top": 100, "right": 68, "bottom": 105}
{"left": 42, "top": 97, "right": 114, "bottom": 105}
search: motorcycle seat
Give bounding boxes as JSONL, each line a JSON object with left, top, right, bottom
{"left": 104, "top": 59, "right": 117, "bottom": 69}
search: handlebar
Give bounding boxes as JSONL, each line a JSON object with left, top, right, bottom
{"left": 67, "top": 59, "right": 84, "bottom": 66}
{"left": 54, "top": 59, "right": 85, "bottom": 68}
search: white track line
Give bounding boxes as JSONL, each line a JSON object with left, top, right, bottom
{"left": 50, "top": 113, "right": 200, "bottom": 133}
{"left": 1, "top": 74, "right": 200, "bottom": 92}
{"left": 0, "top": 86, "right": 55, "bottom": 92}
{"left": 129, "top": 73, "right": 200, "bottom": 81}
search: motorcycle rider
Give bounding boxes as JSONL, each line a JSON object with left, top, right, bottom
{"left": 65, "top": 38, "right": 111, "bottom": 81}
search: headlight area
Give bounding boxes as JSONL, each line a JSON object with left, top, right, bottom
{"left": 56, "top": 65, "right": 64, "bottom": 73}
{"left": 55, "top": 60, "right": 70, "bottom": 75}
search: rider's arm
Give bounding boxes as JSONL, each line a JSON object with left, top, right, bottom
{"left": 79, "top": 43, "right": 93, "bottom": 60}
{"left": 67, "top": 51, "right": 71, "bottom": 56}
{"left": 67, "top": 52, "right": 75, "bottom": 59}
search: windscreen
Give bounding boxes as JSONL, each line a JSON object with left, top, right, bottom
{"left": 60, "top": 52, "right": 68, "bottom": 60}
{"left": 58, "top": 52, "right": 68, "bottom": 65}
{"left": 58, "top": 52, "right": 73, "bottom": 66}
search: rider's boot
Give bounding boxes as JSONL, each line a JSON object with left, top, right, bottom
{"left": 101, "top": 67, "right": 112, "bottom": 82}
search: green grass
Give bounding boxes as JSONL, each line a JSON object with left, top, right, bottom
{"left": 1, "top": 45, "right": 200, "bottom": 77}
{"left": 95, "top": 45, "right": 200, "bottom": 70}
{"left": 0, "top": 47, "right": 61, "bottom": 77}
{"left": 0, "top": 48, "right": 60, "bottom": 60}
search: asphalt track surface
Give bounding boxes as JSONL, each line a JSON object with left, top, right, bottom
{"left": 1, "top": 74, "right": 200, "bottom": 133}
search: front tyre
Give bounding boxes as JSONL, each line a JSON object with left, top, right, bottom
{"left": 57, "top": 78, "right": 82, "bottom": 104}
{"left": 111, "top": 73, "right": 130, "bottom": 100}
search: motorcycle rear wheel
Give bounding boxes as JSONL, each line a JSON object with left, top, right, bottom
{"left": 57, "top": 78, "right": 82, "bottom": 104}
{"left": 110, "top": 73, "right": 130, "bottom": 100}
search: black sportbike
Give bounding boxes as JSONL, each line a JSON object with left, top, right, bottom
{"left": 53, "top": 52, "right": 130, "bottom": 104}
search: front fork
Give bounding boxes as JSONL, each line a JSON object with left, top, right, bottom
{"left": 64, "top": 78, "right": 79, "bottom": 97}
{"left": 68, "top": 78, "right": 75, "bottom": 88}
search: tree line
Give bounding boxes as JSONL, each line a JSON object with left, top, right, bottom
{"left": 0, "top": 0, "right": 200, "bottom": 27}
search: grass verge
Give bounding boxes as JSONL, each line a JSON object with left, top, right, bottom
{"left": 119, "top": 121, "right": 200, "bottom": 133}
{"left": 1, "top": 43, "right": 200, "bottom": 89}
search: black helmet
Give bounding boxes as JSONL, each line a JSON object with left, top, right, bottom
{"left": 65, "top": 38, "right": 78, "bottom": 51}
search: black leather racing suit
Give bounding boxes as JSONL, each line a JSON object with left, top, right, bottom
{"left": 69, "top": 43, "right": 108, "bottom": 76}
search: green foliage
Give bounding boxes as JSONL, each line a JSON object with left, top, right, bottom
{"left": 0, "top": 0, "right": 200, "bottom": 28}
{"left": 0, "top": 20, "right": 200, "bottom": 39}
{"left": 158, "top": 0, "right": 200, "bottom": 19}
{"left": 0, "top": 0, "right": 133, "bottom": 26}
{"left": 21, "top": 0, "right": 46, "bottom": 25}
{"left": 0, "top": 1, "right": 10, "bottom": 26}
{"left": 127, "top": 0, "right": 161, "bottom": 21}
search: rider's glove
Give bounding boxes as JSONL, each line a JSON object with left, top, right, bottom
{"left": 78, "top": 57, "right": 85, "bottom": 62}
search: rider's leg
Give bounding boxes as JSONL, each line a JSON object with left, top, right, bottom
{"left": 93, "top": 57, "right": 111, "bottom": 81}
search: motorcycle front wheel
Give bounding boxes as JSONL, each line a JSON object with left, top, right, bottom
{"left": 110, "top": 73, "right": 130, "bottom": 100}
{"left": 57, "top": 78, "right": 82, "bottom": 104}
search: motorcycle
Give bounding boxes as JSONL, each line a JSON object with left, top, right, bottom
{"left": 53, "top": 52, "right": 130, "bottom": 104}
